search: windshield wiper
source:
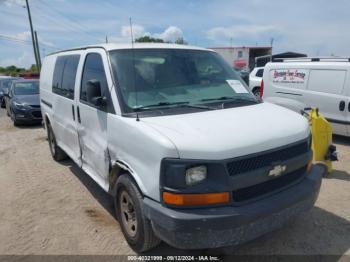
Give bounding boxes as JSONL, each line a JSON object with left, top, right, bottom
{"left": 201, "top": 96, "right": 258, "bottom": 104}
{"left": 201, "top": 96, "right": 235, "bottom": 102}
{"left": 133, "top": 101, "right": 189, "bottom": 111}
{"left": 133, "top": 101, "right": 216, "bottom": 111}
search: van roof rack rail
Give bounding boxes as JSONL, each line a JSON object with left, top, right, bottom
{"left": 273, "top": 57, "right": 350, "bottom": 63}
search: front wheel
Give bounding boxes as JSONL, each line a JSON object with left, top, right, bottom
{"left": 115, "top": 175, "right": 161, "bottom": 253}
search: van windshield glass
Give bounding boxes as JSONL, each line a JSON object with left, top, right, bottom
{"left": 14, "top": 81, "right": 39, "bottom": 95}
{"left": 109, "top": 49, "right": 256, "bottom": 113}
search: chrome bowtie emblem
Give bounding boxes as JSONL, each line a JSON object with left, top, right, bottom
{"left": 268, "top": 165, "right": 287, "bottom": 177}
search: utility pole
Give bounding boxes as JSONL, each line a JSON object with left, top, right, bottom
{"left": 34, "top": 31, "right": 41, "bottom": 70}
{"left": 270, "top": 37, "right": 274, "bottom": 62}
{"left": 25, "top": 0, "right": 39, "bottom": 71}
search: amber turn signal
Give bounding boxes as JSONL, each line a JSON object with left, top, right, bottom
{"left": 163, "top": 192, "right": 230, "bottom": 206}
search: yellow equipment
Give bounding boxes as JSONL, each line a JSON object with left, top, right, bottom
{"left": 305, "top": 107, "right": 337, "bottom": 174}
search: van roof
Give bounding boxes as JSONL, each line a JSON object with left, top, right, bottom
{"left": 273, "top": 57, "right": 350, "bottom": 63}
{"left": 48, "top": 43, "right": 210, "bottom": 56}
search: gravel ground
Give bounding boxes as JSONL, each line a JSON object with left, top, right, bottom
{"left": 0, "top": 108, "right": 349, "bottom": 257}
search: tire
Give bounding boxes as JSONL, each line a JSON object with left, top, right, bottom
{"left": 13, "top": 119, "right": 19, "bottom": 126}
{"left": 115, "top": 175, "right": 161, "bottom": 253}
{"left": 11, "top": 110, "right": 19, "bottom": 126}
{"left": 0, "top": 99, "right": 5, "bottom": 108}
{"left": 47, "top": 123, "right": 68, "bottom": 161}
{"left": 252, "top": 87, "right": 261, "bottom": 99}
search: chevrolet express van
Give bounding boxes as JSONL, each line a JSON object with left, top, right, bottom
{"left": 40, "top": 43, "right": 323, "bottom": 252}
{"left": 262, "top": 57, "right": 350, "bottom": 137}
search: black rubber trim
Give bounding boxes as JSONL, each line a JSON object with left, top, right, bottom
{"left": 276, "top": 91, "right": 302, "bottom": 96}
{"left": 41, "top": 99, "right": 52, "bottom": 108}
{"left": 326, "top": 118, "right": 350, "bottom": 126}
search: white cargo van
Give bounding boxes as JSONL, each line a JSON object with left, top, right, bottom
{"left": 262, "top": 58, "right": 350, "bottom": 137}
{"left": 40, "top": 43, "right": 323, "bottom": 252}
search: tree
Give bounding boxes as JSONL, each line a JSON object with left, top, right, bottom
{"left": 29, "top": 64, "right": 38, "bottom": 72}
{"left": 174, "top": 37, "right": 188, "bottom": 45}
{"left": 135, "top": 36, "right": 164, "bottom": 43}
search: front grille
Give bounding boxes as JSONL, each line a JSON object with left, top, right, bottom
{"left": 232, "top": 166, "right": 307, "bottom": 202}
{"left": 227, "top": 141, "right": 309, "bottom": 176}
{"left": 30, "top": 105, "right": 40, "bottom": 108}
{"left": 32, "top": 111, "right": 42, "bottom": 118}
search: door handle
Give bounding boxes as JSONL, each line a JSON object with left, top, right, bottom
{"left": 72, "top": 105, "right": 75, "bottom": 121}
{"left": 339, "top": 101, "right": 345, "bottom": 111}
{"left": 77, "top": 106, "right": 81, "bottom": 123}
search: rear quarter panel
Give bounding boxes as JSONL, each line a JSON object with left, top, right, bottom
{"left": 40, "top": 55, "right": 56, "bottom": 126}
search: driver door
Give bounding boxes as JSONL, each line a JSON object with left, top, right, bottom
{"left": 76, "top": 50, "right": 113, "bottom": 190}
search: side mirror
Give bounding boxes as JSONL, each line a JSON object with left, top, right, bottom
{"left": 2, "top": 88, "right": 9, "bottom": 97}
{"left": 86, "top": 80, "right": 106, "bottom": 107}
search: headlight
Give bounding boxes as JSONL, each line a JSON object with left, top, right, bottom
{"left": 13, "top": 101, "right": 30, "bottom": 109}
{"left": 185, "top": 165, "right": 207, "bottom": 186}
{"left": 0, "top": 91, "right": 3, "bottom": 96}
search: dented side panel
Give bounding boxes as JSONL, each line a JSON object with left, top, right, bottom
{"left": 107, "top": 114, "right": 179, "bottom": 201}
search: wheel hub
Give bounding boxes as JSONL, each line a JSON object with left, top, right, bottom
{"left": 120, "top": 191, "right": 137, "bottom": 237}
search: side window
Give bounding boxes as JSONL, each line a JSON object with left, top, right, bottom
{"left": 52, "top": 55, "right": 80, "bottom": 99}
{"left": 61, "top": 56, "right": 80, "bottom": 99}
{"left": 238, "top": 50, "right": 243, "bottom": 58}
{"left": 52, "top": 56, "right": 65, "bottom": 95}
{"left": 80, "top": 53, "right": 108, "bottom": 104}
{"left": 308, "top": 70, "right": 346, "bottom": 94}
{"left": 256, "top": 69, "right": 264, "bottom": 77}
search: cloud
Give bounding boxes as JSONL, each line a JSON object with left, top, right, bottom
{"left": 207, "top": 25, "right": 278, "bottom": 41}
{"left": 154, "top": 26, "right": 183, "bottom": 42}
{"left": 5, "top": 31, "right": 55, "bottom": 48}
{"left": 13, "top": 31, "right": 31, "bottom": 41}
{"left": 121, "top": 24, "right": 148, "bottom": 39}
{"left": 0, "top": 50, "right": 35, "bottom": 68}
{"left": 110, "top": 25, "right": 184, "bottom": 43}
{"left": 1, "top": 0, "right": 24, "bottom": 7}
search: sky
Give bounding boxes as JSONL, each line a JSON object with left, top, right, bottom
{"left": 1, "top": 0, "right": 350, "bottom": 68}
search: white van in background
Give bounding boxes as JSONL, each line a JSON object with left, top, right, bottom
{"left": 262, "top": 58, "right": 350, "bottom": 137}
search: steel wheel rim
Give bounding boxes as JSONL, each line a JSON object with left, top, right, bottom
{"left": 119, "top": 191, "right": 138, "bottom": 238}
{"left": 49, "top": 129, "right": 56, "bottom": 155}
{"left": 254, "top": 90, "right": 261, "bottom": 99}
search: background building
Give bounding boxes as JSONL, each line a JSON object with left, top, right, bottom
{"left": 209, "top": 46, "right": 272, "bottom": 71}
{"left": 255, "top": 52, "right": 307, "bottom": 68}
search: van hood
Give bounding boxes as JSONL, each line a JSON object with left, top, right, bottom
{"left": 141, "top": 102, "right": 310, "bottom": 160}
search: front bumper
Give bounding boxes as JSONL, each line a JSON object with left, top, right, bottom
{"left": 12, "top": 106, "right": 42, "bottom": 123}
{"left": 143, "top": 165, "right": 323, "bottom": 250}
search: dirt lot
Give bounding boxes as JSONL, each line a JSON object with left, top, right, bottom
{"left": 0, "top": 108, "right": 349, "bottom": 257}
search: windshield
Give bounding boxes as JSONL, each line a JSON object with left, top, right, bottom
{"left": 0, "top": 79, "right": 15, "bottom": 92}
{"left": 14, "top": 81, "right": 39, "bottom": 95}
{"left": 109, "top": 49, "right": 256, "bottom": 113}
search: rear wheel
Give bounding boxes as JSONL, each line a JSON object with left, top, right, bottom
{"left": 47, "top": 123, "right": 68, "bottom": 161}
{"left": 115, "top": 175, "right": 161, "bottom": 253}
{"left": 252, "top": 87, "right": 261, "bottom": 98}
